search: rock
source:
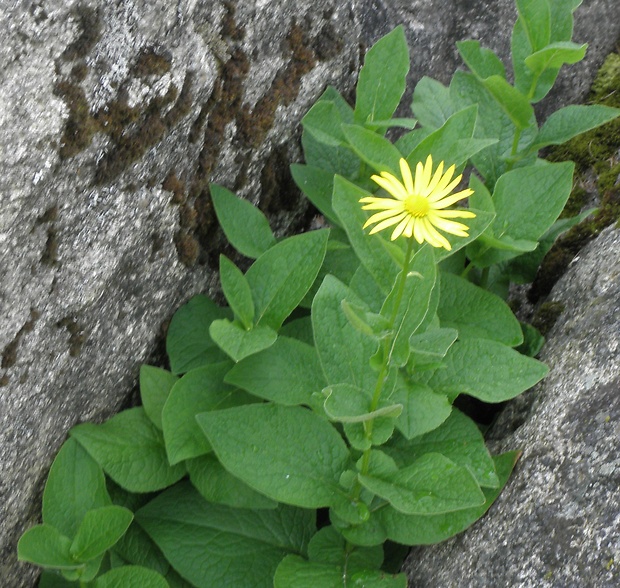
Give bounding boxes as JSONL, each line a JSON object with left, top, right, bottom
{"left": 405, "top": 225, "right": 620, "bottom": 588}
{"left": 1, "top": 0, "right": 619, "bottom": 585}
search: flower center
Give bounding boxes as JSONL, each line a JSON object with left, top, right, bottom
{"left": 404, "top": 194, "right": 430, "bottom": 218}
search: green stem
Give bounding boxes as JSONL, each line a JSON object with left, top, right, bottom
{"left": 351, "top": 238, "right": 415, "bottom": 500}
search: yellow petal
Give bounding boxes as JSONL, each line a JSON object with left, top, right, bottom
{"left": 428, "top": 214, "right": 470, "bottom": 236}
{"left": 436, "top": 209, "right": 476, "bottom": 219}
{"left": 399, "top": 158, "right": 414, "bottom": 194}
{"left": 390, "top": 215, "right": 411, "bottom": 240}
{"left": 420, "top": 155, "right": 433, "bottom": 191}
{"left": 414, "top": 160, "right": 425, "bottom": 195}
{"left": 371, "top": 174, "right": 408, "bottom": 200}
{"left": 402, "top": 216, "right": 415, "bottom": 238}
{"left": 363, "top": 207, "right": 406, "bottom": 228}
{"left": 423, "top": 160, "right": 445, "bottom": 196}
{"left": 368, "top": 212, "right": 408, "bottom": 234}
{"left": 430, "top": 164, "right": 456, "bottom": 196}
{"left": 360, "top": 197, "right": 405, "bottom": 210}
{"left": 422, "top": 217, "right": 451, "bottom": 249}
{"left": 432, "top": 188, "right": 474, "bottom": 209}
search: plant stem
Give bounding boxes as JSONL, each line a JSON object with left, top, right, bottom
{"left": 351, "top": 238, "right": 415, "bottom": 499}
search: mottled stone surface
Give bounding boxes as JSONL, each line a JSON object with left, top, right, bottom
{"left": 1, "top": 0, "right": 619, "bottom": 586}
{"left": 405, "top": 226, "right": 620, "bottom": 588}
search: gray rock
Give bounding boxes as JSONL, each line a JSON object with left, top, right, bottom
{"left": 1, "top": 0, "right": 619, "bottom": 585}
{"left": 405, "top": 225, "right": 620, "bottom": 588}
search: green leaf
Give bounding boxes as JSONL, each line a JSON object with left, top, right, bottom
{"left": 382, "top": 246, "right": 437, "bottom": 366}
{"left": 42, "top": 438, "right": 111, "bottom": 538}
{"left": 166, "top": 295, "right": 230, "bottom": 375}
{"left": 274, "top": 555, "right": 407, "bottom": 588}
{"left": 411, "top": 77, "right": 454, "bottom": 129}
{"left": 332, "top": 176, "right": 400, "bottom": 294}
{"left": 364, "top": 117, "right": 418, "bottom": 131}
{"left": 111, "top": 523, "right": 170, "bottom": 577}
{"left": 39, "top": 572, "right": 79, "bottom": 587}
{"left": 341, "top": 124, "right": 403, "bottom": 176}
{"left": 457, "top": 40, "right": 506, "bottom": 79}
{"left": 139, "top": 366, "right": 178, "bottom": 430}
{"left": 225, "top": 336, "right": 326, "bottom": 406}
{"left": 209, "top": 319, "right": 277, "bottom": 362}
{"left": 385, "top": 409, "right": 499, "bottom": 488}
{"left": 187, "top": 454, "right": 278, "bottom": 509}
{"left": 481, "top": 75, "right": 534, "bottom": 130}
{"left": 428, "top": 338, "right": 548, "bottom": 403}
{"left": 406, "top": 105, "right": 481, "bottom": 166}
{"left": 359, "top": 452, "right": 485, "bottom": 515}
{"left": 303, "top": 100, "right": 349, "bottom": 146}
{"left": 71, "top": 407, "right": 186, "bottom": 493}
{"left": 525, "top": 41, "right": 587, "bottom": 74}
{"left": 528, "top": 104, "right": 620, "bottom": 152}
{"left": 246, "top": 229, "right": 329, "bottom": 329}
{"left": 290, "top": 163, "right": 340, "bottom": 226}
{"left": 323, "top": 383, "right": 402, "bottom": 423}
{"left": 354, "top": 26, "right": 410, "bottom": 125}
{"left": 161, "top": 361, "right": 253, "bottom": 465}
{"left": 391, "top": 381, "right": 452, "bottom": 440}
{"left": 70, "top": 506, "right": 133, "bottom": 562}
{"left": 94, "top": 566, "right": 169, "bottom": 588}
{"left": 210, "top": 184, "right": 276, "bottom": 258}
{"left": 308, "top": 525, "right": 383, "bottom": 571}
{"left": 516, "top": 0, "right": 551, "bottom": 52}
{"left": 379, "top": 451, "right": 518, "bottom": 544}
{"left": 17, "top": 525, "right": 76, "bottom": 569}
{"left": 408, "top": 328, "right": 458, "bottom": 366}
{"left": 312, "top": 275, "right": 379, "bottom": 390}
{"left": 136, "top": 482, "right": 315, "bottom": 588}
{"left": 437, "top": 272, "right": 523, "bottom": 346}
{"left": 469, "top": 161, "right": 574, "bottom": 266}
{"left": 219, "top": 255, "right": 254, "bottom": 329}
{"left": 197, "top": 404, "right": 350, "bottom": 508}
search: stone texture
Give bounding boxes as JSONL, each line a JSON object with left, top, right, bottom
{"left": 405, "top": 226, "right": 620, "bottom": 588}
{"left": 1, "top": 0, "right": 619, "bottom": 586}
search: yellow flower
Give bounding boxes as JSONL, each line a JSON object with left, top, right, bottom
{"left": 360, "top": 155, "right": 476, "bottom": 250}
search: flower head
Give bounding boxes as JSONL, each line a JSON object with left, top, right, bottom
{"left": 360, "top": 156, "right": 475, "bottom": 250}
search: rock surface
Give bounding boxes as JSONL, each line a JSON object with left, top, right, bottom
{"left": 1, "top": 0, "right": 619, "bottom": 585}
{"left": 405, "top": 225, "right": 620, "bottom": 588}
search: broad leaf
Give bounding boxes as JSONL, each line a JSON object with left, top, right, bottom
{"left": 94, "top": 566, "right": 169, "bottom": 588}
{"left": 354, "top": 26, "right": 409, "bottom": 125}
{"left": 246, "top": 229, "right": 329, "bottom": 329}
{"left": 291, "top": 163, "right": 340, "bottom": 226}
{"left": 457, "top": 40, "right": 506, "bottom": 79}
{"left": 411, "top": 77, "right": 454, "bottom": 129}
{"left": 210, "top": 184, "right": 276, "bottom": 259}
{"left": 197, "top": 403, "right": 350, "bottom": 508}
{"left": 140, "top": 366, "right": 178, "bottom": 430}
{"left": 341, "top": 124, "right": 403, "bottom": 176}
{"left": 71, "top": 408, "right": 186, "bottom": 493}
{"left": 17, "top": 525, "right": 76, "bottom": 569}
{"left": 42, "top": 437, "right": 111, "bottom": 538}
{"left": 209, "top": 319, "right": 277, "bottom": 362}
{"left": 137, "top": 482, "right": 315, "bottom": 588}
{"left": 219, "top": 255, "right": 254, "bottom": 329}
{"left": 166, "top": 295, "right": 230, "bottom": 375}
{"left": 70, "top": 506, "right": 133, "bottom": 562}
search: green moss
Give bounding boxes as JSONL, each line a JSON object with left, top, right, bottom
{"left": 133, "top": 48, "right": 172, "bottom": 78}
{"left": 62, "top": 5, "right": 101, "bottom": 61}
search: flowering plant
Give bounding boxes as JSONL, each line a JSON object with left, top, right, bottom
{"left": 18, "top": 1, "right": 619, "bottom": 586}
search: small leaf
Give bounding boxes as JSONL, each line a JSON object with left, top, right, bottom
{"left": 136, "top": 482, "right": 315, "bottom": 588}
{"left": 219, "top": 255, "right": 254, "bottom": 329}
{"left": 437, "top": 272, "right": 523, "bottom": 346}
{"left": 139, "top": 366, "right": 178, "bottom": 430}
{"left": 354, "top": 26, "right": 410, "bottom": 125}
{"left": 197, "top": 404, "right": 350, "bottom": 508}
{"left": 166, "top": 295, "right": 230, "bottom": 375}
{"left": 359, "top": 453, "right": 485, "bottom": 515}
{"left": 70, "top": 407, "right": 186, "bottom": 493}
{"left": 528, "top": 104, "right": 620, "bottom": 152}
{"left": 428, "top": 338, "right": 548, "bottom": 403}
{"left": 516, "top": 0, "right": 551, "bottom": 52}
{"left": 17, "top": 525, "right": 76, "bottom": 569}
{"left": 524, "top": 41, "right": 587, "bottom": 74}
{"left": 70, "top": 506, "right": 133, "bottom": 561}
{"left": 94, "top": 566, "right": 169, "bottom": 588}
{"left": 457, "top": 40, "right": 506, "bottom": 79}
{"left": 481, "top": 75, "right": 534, "bottom": 130}
{"left": 379, "top": 451, "right": 519, "bottom": 545}
{"left": 210, "top": 319, "right": 277, "bottom": 362}
{"left": 323, "top": 383, "right": 402, "bottom": 423}
{"left": 42, "top": 437, "right": 111, "bottom": 538}
{"left": 385, "top": 409, "right": 499, "bottom": 488}
{"left": 290, "top": 163, "right": 340, "bottom": 226}
{"left": 341, "top": 124, "right": 403, "bottom": 176}
{"left": 246, "top": 229, "right": 329, "bottom": 329}
{"left": 161, "top": 361, "right": 243, "bottom": 465}
{"left": 308, "top": 525, "right": 383, "bottom": 571}
{"left": 225, "top": 336, "right": 326, "bottom": 406}
{"left": 411, "top": 77, "right": 454, "bottom": 129}
{"left": 210, "top": 184, "right": 276, "bottom": 259}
